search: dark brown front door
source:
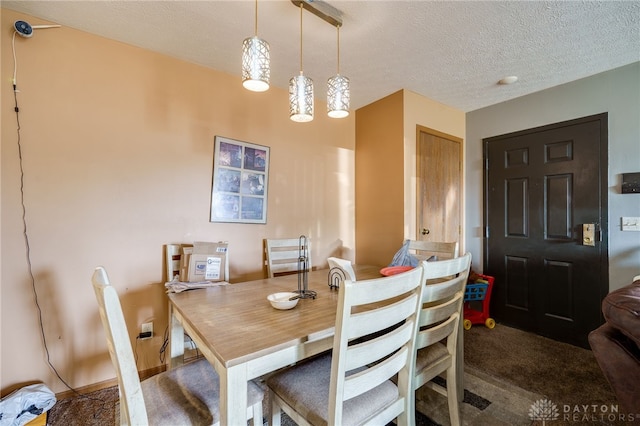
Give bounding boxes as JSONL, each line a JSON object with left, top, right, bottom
{"left": 484, "top": 113, "right": 608, "bottom": 348}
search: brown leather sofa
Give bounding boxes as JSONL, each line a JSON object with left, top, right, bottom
{"left": 588, "top": 277, "right": 640, "bottom": 414}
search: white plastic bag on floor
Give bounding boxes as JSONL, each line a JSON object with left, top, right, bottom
{"left": 0, "top": 383, "right": 56, "bottom": 426}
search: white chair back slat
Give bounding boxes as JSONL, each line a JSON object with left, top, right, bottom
{"left": 265, "top": 238, "right": 311, "bottom": 278}
{"left": 411, "top": 252, "right": 472, "bottom": 426}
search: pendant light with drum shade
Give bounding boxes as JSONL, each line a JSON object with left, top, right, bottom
{"left": 327, "top": 25, "right": 349, "bottom": 118}
{"left": 289, "top": 2, "right": 314, "bottom": 122}
{"left": 242, "top": 0, "right": 270, "bottom": 92}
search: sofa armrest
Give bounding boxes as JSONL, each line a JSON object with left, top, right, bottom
{"left": 588, "top": 323, "right": 640, "bottom": 413}
{"left": 601, "top": 280, "right": 640, "bottom": 347}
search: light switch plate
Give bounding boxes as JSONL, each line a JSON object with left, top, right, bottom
{"left": 621, "top": 217, "right": 640, "bottom": 231}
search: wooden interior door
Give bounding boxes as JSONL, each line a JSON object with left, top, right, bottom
{"left": 417, "top": 127, "right": 462, "bottom": 246}
{"left": 484, "top": 113, "right": 609, "bottom": 348}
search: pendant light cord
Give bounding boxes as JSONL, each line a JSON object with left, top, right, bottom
{"left": 336, "top": 25, "right": 341, "bottom": 74}
{"left": 299, "top": 2, "right": 303, "bottom": 74}
{"left": 254, "top": 0, "right": 258, "bottom": 36}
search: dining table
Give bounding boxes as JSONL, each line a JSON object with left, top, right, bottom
{"left": 167, "top": 264, "right": 464, "bottom": 425}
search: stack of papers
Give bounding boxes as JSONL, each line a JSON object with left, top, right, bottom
{"left": 165, "top": 278, "right": 229, "bottom": 293}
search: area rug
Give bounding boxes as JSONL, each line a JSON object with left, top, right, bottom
{"left": 412, "top": 367, "right": 543, "bottom": 426}
{"left": 268, "top": 366, "right": 543, "bottom": 426}
{"left": 53, "top": 366, "right": 611, "bottom": 426}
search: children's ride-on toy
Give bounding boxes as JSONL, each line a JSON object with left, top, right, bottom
{"left": 463, "top": 274, "right": 495, "bottom": 330}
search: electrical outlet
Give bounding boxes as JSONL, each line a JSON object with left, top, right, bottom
{"left": 140, "top": 321, "right": 153, "bottom": 339}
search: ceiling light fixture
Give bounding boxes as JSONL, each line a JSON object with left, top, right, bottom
{"left": 289, "top": 2, "right": 314, "bottom": 122}
{"left": 327, "top": 25, "right": 350, "bottom": 118}
{"left": 242, "top": 0, "right": 270, "bottom": 92}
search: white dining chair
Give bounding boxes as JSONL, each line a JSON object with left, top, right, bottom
{"left": 165, "top": 243, "right": 186, "bottom": 282}
{"left": 267, "top": 264, "right": 425, "bottom": 426}
{"left": 412, "top": 252, "right": 472, "bottom": 426}
{"left": 327, "top": 256, "right": 356, "bottom": 281}
{"left": 265, "top": 237, "right": 311, "bottom": 278}
{"left": 165, "top": 243, "right": 230, "bottom": 351}
{"left": 408, "top": 240, "right": 459, "bottom": 262}
{"left": 91, "top": 266, "right": 263, "bottom": 425}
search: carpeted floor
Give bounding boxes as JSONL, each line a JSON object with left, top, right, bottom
{"left": 463, "top": 324, "right": 636, "bottom": 426}
{"left": 46, "top": 386, "right": 118, "bottom": 426}
{"left": 46, "top": 324, "right": 627, "bottom": 425}
{"left": 464, "top": 324, "right": 616, "bottom": 407}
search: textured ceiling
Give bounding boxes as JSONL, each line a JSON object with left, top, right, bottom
{"left": 3, "top": 0, "right": 640, "bottom": 112}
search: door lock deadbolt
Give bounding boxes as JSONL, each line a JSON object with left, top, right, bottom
{"left": 582, "top": 224, "right": 596, "bottom": 246}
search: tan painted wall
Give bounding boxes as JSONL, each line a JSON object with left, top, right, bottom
{"left": 355, "top": 90, "right": 465, "bottom": 267}
{"left": 355, "top": 91, "right": 404, "bottom": 266}
{"left": 1, "top": 9, "right": 355, "bottom": 394}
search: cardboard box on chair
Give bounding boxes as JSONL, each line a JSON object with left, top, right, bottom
{"left": 186, "top": 241, "right": 228, "bottom": 282}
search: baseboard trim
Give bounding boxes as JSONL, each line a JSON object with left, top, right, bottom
{"left": 55, "top": 365, "right": 166, "bottom": 401}
{"left": 139, "top": 364, "right": 166, "bottom": 381}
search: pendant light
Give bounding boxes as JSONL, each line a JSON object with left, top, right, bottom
{"left": 327, "top": 25, "right": 350, "bottom": 118}
{"left": 289, "top": 2, "right": 314, "bottom": 122}
{"left": 242, "top": 0, "right": 270, "bottom": 92}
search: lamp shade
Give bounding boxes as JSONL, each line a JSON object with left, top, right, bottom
{"left": 242, "top": 36, "right": 270, "bottom": 92}
{"left": 327, "top": 74, "right": 350, "bottom": 118}
{"left": 289, "top": 73, "right": 314, "bottom": 122}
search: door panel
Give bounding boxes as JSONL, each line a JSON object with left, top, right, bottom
{"left": 505, "top": 256, "right": 530, "bottom": 310}
{"left": 417, "top": 127, "right": 462, "bottom": 245}
{"left": 484, "top": 113, "right": 608, "bottom": 348}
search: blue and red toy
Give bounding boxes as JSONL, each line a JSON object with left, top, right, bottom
{"left": 463, "top": 274, "right": 495, "bottom": 330}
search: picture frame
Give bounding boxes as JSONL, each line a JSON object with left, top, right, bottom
{"left": 210, "top": 136, "right": 270, "bottom": 223}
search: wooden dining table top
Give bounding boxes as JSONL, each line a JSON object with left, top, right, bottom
{"left": 167, "top": 264, "right": 383, "bottom": 369}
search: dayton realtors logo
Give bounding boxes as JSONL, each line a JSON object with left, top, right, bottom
{"left": 529, "top": 399, "right": 560, "bottom": 424}
{"left": 528, "top": 399, "right": 636, "bottom": 423}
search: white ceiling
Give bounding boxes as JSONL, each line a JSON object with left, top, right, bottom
{"left": 3, "top": 0, "right": 639, "bottom": 112}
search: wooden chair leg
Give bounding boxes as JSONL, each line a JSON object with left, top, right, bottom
{"left": 446, "top": 365, "right": 461, "bottom": 426}
{"left": 270, "top": 390, "right": 282, "bottom": 426}
{"left": 249, "top": 400, "right": 263, "bottom": 426}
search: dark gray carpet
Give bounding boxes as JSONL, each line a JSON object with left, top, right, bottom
{"left": 463, "top": 323, "right": 616, "bottom": 407}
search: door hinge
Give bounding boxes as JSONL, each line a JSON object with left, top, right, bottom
{"left": 484, "top": 226, "right": 489, "bottom": 238}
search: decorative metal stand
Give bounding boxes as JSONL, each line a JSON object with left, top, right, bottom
{"left": 295, "top": 235, "right": 316, "bottom": 299}
{"left": 327, "top": 267, "right": 346, "bottom": 290}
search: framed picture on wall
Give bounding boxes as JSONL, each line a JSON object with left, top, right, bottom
{"left": 210, "top": 136, "right": 270, "bottom": 223}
